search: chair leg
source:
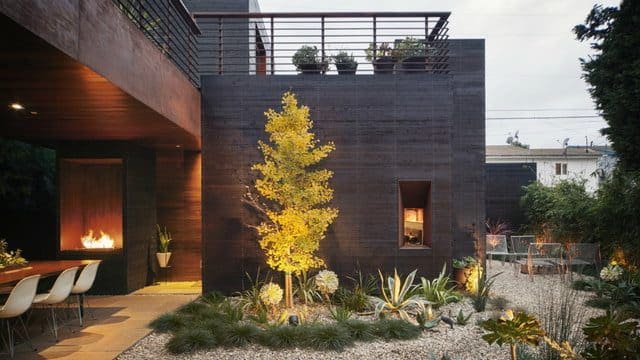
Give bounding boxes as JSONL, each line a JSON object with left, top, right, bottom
{"left": 48, "top": 307, "right": 58, "bottom": 342}
{"left": 77, "top": 295, "right": 83, "bottom": 327}
{"left": 6, "top": 319, "right": 14, "bottom": 358}
{"left": 17, "top": 316, "right": 36, "bottom": 352}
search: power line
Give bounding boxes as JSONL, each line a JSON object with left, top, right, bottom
{"left": 486, "top": 108, "right": 597, "bottom": 112}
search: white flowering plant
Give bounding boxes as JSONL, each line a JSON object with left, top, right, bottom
{"left": 315, "top": 270, "right": 339, "bottom": 301}
{"left": 600, "top": 263, "right": 624, "bottom": 282}
{"left": 259, "top": 282, "right": 283, "bottom": 307}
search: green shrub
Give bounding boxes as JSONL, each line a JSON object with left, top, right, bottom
{"left": 471, "top": 272, "right": 501, "bottom": 312}
{"left": 373, "top": 319, "right": 421, "bottom": 340}
{"left": 150, "top": 313, "right": 187, "bottom": 333}
{"left": 455, "top": 309, "right": 472, "bottom": 326}
{"left": 582, "top": 311, "right": 640, "bottom": 359}
{"left": 306, "top": 324, "right": 353, "bottom": 351}
{"left": 489, "top": 296, "right": 510, "bottom": 310}
{"left": 218, "top": 300, "right": 244, "bottom": 323}
{"left": 339, "top": 319, "right": 376, "bottom": 341}
{"left": 166, "top": 328, "right": 217, "bottom": 354}
{"left": 221, "top": 323, "right": 261, "bottom": 347}
{"left": 295, "top": 271, "right": 321, "bottom": 305}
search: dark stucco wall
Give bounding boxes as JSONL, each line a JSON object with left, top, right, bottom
{"left": 485, "top": 163, "right": 537, "bottom": 232}
{"left": 201, "top": 40, "right": 484, "bottom": 292}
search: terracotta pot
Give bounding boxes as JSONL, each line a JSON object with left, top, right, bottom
{"left": 156, "top": 252, "right": 172, "bottom": 268}
{"left": 453, "top": 267, "right": 469, "bottom": 289}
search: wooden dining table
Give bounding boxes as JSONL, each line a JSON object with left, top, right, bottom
{"left": 0, "top": 259, "right": 99, "bottom": 286}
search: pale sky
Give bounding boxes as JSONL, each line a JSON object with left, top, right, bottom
{"left": 258, "top": 0, "right": 620, "bottom": 148}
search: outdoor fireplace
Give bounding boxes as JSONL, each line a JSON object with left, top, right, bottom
{"left": 59, "top": 158, "right": 123, "bottom": 252}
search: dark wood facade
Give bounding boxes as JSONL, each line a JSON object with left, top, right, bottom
{"left": 56, "top": 143, "right": 156, "bottom": 294}
{"left": 201, "top": 40, "right": 485, "bottom": 293}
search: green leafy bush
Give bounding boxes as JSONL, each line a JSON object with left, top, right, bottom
{"left": 582, "top": 311, "right": 640, "bottom": 359}
{"left": 339, "top": 319, "right": 376, "bottom": 341}
{"left": 258, "top": 325, "right": 303, "bottom": 349}
{"left": 481, "top": 310, "right": 545, "bottom": 360}
{"left": 221, "top": 323, "right": 261, "bottom": 347}
{"left": 471, "top": 272, "right": 502, "bottom": 312}
{"left": 455, "top": 309, "right": 472, "bottom": 326}
{"left": 295, "top": 271, "right": 321, "bottom": 305}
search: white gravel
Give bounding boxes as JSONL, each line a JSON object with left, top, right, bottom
{"left": 118, "top": 261, "right": 597, "bottom": 360}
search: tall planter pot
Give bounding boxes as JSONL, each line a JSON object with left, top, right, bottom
{"left": 297, "top": 63, "right": 326, "bottom": 75}
{"left": 156, "top": 252, "right": 172, "bottom": 268}
{"left": 453, "top": 267, "right": 470, "bottom": 289}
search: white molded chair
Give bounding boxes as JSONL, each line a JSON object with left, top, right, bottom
{"left": 33, "top": 267, "right": 78, "bottom": 341}
{"left": 0, "top": 274, "right": 40, "bottom": 358}
{"left": 70, "top": 261, "right": 101, "bottom": 326}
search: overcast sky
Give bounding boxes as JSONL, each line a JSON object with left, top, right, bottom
{"left": 258, "top": 0, "right": 620, "bottom": 148}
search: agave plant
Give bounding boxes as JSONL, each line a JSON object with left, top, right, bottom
{"left": 415, "top": 302, "right": 440, "bottom": 330}
{"left": 420, "top": 264, "right": 461, "bottom": 308}
{"left": 369, "top": 269, "right": 424, "bottom": 321}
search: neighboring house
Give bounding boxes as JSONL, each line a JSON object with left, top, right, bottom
{"left": 0, "top": 0, "right": 485, "bottom": 294}
{"left": 486, "top": 145, "right": 604, "bottom": 192}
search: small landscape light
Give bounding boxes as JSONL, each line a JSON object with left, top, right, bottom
{"left": 10, "top": 103, "right": 24, "bottom": 110}
{"left": 288, "top": 314, "right": 299, "bottom": 326}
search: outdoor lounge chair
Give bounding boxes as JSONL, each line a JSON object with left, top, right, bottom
{"left": 509, "top": 235, "right": 535, "bottom": 273}
{"left": 516, "top": 243, "right": 565, "bottom": 282}
{"left": 486, "top": 235, "right": 509, "bottom": 268}
{"left": 565, "top": 243, "right": 601, "bottom": 280}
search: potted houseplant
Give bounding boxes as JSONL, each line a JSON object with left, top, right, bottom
{"left": 331, "top": 51, "right": 358, "bottom": 75}
{"left": 452, "top": 256, "right": 478, "bottom": 289}
{"left": 292, "top": 45, "right": 329, "bottom": 74}
{"left": 393, "top": 37, "right": 427, "bottom": 73}
{"left": 365, "top": 42, "right": 394, "bottom": 74}
{"left": 156, "top": 224, "right": 172, "bottom": 268}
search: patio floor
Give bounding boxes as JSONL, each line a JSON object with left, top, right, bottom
{"left": 11, "top": 293, "right": 198, "bottom": 359}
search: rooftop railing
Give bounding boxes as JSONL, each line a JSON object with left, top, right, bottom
{"left": 113, "top": 0, "right": 201, "bottom": 86}
{"left": 192, "top": 12, "right": 450, "bottom": 75}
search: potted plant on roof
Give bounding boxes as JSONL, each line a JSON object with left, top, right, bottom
{"left": 331, "top": 51, "right": 358, "bottom": 75}
{"left": 156, "top": 224, "right": 172, "bottom": 268}
{"left": 365, "top": 42, "right": 394, "bottom": 74}
{"left": 394, "top": 37, "right": 427, "bottom": 73}
{"left": 292, "top": 45, "right": 329, "bottom": 74}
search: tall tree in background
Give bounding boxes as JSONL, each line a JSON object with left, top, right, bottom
{"left": 574, "top": 1, "right": 640, "bottom": 170}
{"left": 246, "top": 92, "right": 338, "bottom": 308}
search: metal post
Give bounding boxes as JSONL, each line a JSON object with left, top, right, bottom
{"left": 270, "top": 17, "right": 275, "bottom": 75}
{"left": 218, "top": 17, "right": 223, "bottom": 75}
{"left": 372, "top": 16, "right": 377, "bottom": 60}
{"left": 321, "top": 16, "right": 325, "bottom": 66}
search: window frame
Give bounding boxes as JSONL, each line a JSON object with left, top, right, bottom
{"left": 398, "top": 180, "right": 432, "bottom": 249}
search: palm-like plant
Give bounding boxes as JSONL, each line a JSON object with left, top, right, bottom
{"left": 369, "top": 269, "right": 424, "bottom": 321}
{"left": 481, "top": 310, "right": 545, "bottom": 360}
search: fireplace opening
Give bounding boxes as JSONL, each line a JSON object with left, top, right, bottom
{"left": 399, "top": 180, "right": 432, "bottom": 248}
{"left": 59, "top": 158, "right": 123, "bottom": 252}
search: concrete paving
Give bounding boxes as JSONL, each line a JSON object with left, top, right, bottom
{"left": 10, "top": 293, "right": 198, "bottom": 359}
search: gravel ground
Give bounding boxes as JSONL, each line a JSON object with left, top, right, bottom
{"left": 119, "top": 261, "right": 598, "bottom": 360}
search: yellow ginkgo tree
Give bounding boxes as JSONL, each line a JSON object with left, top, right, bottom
{"left": 246, "top": 91, "right": 338, "bottom": 308}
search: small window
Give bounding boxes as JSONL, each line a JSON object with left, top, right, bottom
{"left": 555, "top": 163, "right": 562, "bottom": 175}
{"left": 399, "top": 181, "right": 432, "bottom": 248}
{"left": 562, "top": 163, "right": 568, "bottom": 175}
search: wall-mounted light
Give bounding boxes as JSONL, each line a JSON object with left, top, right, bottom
{"left": 9, "top": 103, "right": 24, "bottom": 110}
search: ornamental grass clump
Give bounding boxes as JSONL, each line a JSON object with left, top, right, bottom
{"left": 306, "top": 323, "right": 353, "bottom": 351}
{"left": 374, "top": 318, "right": 422, "bottom": 340}
{"left": 420, "top": 264, "right": 461, "bottom": 308}
{"left": 150, "top": 312, "right": 187, "bottom": 333}
{"left": 166, "top": 328, "right": 217, "bottom": 354}
{"left": 339, "top": 319, "right": 376, "bottom": 341}
{"left": 220, "top": 323, "right": 262, "bottom": 347}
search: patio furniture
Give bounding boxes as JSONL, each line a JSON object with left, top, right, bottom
{"left": 509, "top": 235, "right": 536, "bottom": 274}
{"left": 33, "top": 267, "right": 79, "bottom": 341}
{"left": 0, "top": 274, "right": 40, "bottom": 358}
{"left": 486, "top": 235, "right": 509, "bottom": 268}
{"left": 565, "top": 243, "right": 602, "bottom": 280}
{"left": 70, "top": 261, "right": 101, "bottom": 326}
{"left": 517, "top": 243, "right": 565, "bottom": 282}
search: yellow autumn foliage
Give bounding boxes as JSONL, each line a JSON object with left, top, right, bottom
{"left": 252, "top": 92, "right": 339, "bottom": 275}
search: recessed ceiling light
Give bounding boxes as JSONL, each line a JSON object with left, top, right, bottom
{"left": 10, "top": 103, "right": 24, "bottom": 110}
{"left": 176, "top": 145, "right": 181, "bottom": 148}
{"left": 30, "top": 111, "right": 38, "bottom": 115}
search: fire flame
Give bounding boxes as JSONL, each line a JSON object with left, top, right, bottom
{"left": 81, "top": 229, "right": 115, "bottom": 249}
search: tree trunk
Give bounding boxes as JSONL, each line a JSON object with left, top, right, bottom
{"left": 284, "top": 272, "right": 293, "bottom": 308}
{"left": 510, "top": 344, "right": 517, "bottom": 360}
